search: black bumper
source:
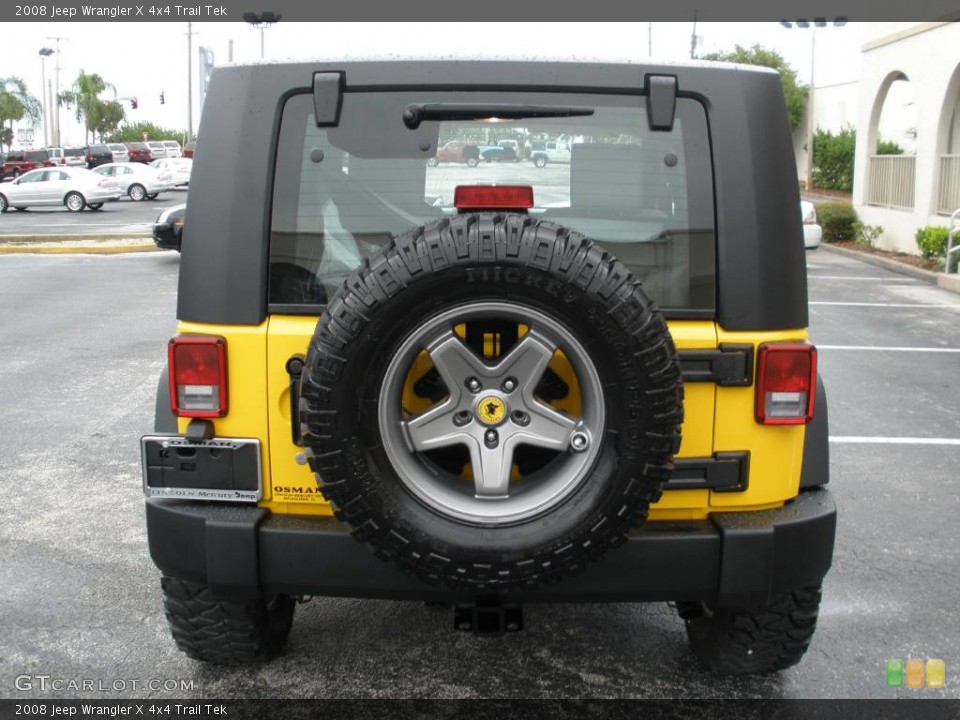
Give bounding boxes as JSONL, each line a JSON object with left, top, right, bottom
{"left": 145, "top": 488, "right": 835, "bottom": 606}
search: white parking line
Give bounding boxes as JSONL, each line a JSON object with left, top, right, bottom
{"left": 810, "top": 302, "right": 960, "bottom": 309}
{"left": 807, "top": 276, "right": 917, "bottom": 282}
{"left": 817, "top": 345, "right": 960, "bottom": 353}
{"left": 830, "top": 437, "right": 960, "bottom": 446}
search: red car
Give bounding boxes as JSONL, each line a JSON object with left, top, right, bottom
{"left": 1, "top": 149, "right": 56, "bottom": 180}
{"left": 183, "top": 141, "right": 196, "bottom": 159}
{"left": 427, "top": 140, "right": 480, "bottom": 167}
{"left": 124, "top": 142, "right": 153, "bottom": 164}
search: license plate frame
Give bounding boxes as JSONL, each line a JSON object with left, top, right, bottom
{"left": 141, "top": 435, "right": 262, "bottom": 502}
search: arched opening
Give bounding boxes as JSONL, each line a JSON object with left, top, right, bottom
{"left": 866, "top": 72, "right": 917, "bottom": 210}
{"left": 935, "top": 63, "right": 960, "bottom": 215}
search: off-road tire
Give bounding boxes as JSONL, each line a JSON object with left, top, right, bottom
{"left": 299, "top": 212, "right": 683, "bottom": 591}
{"left": 161, "top": 577, "right": 295, "bottom": 665}
{"left": 678, "top": 586, "right": 823, "bottom": 675}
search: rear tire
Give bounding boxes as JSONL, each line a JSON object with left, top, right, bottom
{"left": 533, "top": 155, "right": 548, "bottom": 168}
{"left": 65, "top": 192, "right": 86, "bottom": 212}
{"left": 129, "top": 184, "right": 147, "bottom": 201}
{"left": 466, "top": 157, "right": 479, "bottom": 168}
{"left": 161, "top": 577, "right": 295, "bottom": 665}
{"left": 678, "top": 586, "right": 823, "bottom": 675}
{"left": 0, "top": 195, "right": 7, "bottom": 213}
{"left": 87, "top": 203, "right": 104, "bottom": 210}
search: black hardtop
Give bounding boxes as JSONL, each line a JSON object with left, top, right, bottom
{"left": 179, "top": 59, "right": 807, "bottom": 331}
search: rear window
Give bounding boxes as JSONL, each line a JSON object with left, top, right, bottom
{"left": 269, "top": 91, "right": 716, "bottom": 315}
{"left": 126, "top": 142, "right": 148, "bottom": 150}
{"left": 64, "top": 148, "right": 85, "bottom": 157}
{"left": 26, "top": 150, "right": 49, "bottom": 162}
{"left": 89, "top": 145, "right": 110, "bottom": 154}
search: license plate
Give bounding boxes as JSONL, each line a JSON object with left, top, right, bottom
{"left": 141, "top": 435, "right": 262, "bottom": 502}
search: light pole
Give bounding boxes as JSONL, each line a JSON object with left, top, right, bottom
{"left": 39, "top": 48, "right": 54, "bottom": 147}
{"left": 243, "top": 12, "right": 281, "bottom": 59}
{"left": 46, "top": 36, "right": 67, "bottom": 147}
{"left": 780, "top": 18, "right": 847, "bottom": 191}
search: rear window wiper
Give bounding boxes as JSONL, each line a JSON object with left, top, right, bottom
{"left": 402, "top": 103, "right": 594, "bottom": 129}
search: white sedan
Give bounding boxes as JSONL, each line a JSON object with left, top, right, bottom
{"left": 0, "top": 167, "right": 121, "bottom": 212}
{"left": 149, "top": 158, "right": 192, "bottom": 187}
{"left": 802, "top": 201, "right": 822, "bottom": 249}
{"left": 93, "top": 162, "right": 175, "bottom": 201}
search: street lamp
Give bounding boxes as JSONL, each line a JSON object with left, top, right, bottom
{"left": 243, "top": 12, "right": 281, "bottom": 59}
{"left": 46, "top": 36, "right": 67, "bottom": 147}
{"left": 38, "top": 48, "right": 54, "bottom": 147}
{"left": 781, "top": 17, "right": 847, "bottom": 191}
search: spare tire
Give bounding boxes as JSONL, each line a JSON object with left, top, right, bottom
{"left": 299, "top": 213, "right": 683, "bottom": 590}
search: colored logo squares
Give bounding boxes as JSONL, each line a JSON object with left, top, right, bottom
{"left": 927, "top": 659, "right": 946, "bottom": 688}
{"left": 886, "top": 658, "right": 946, "bottom": 688}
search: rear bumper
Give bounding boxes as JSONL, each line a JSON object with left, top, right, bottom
{"left": 145, "top": 488, "right": 836, "bottom": 606}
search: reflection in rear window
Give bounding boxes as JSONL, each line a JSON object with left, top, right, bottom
{"left": 269, "top": 91, "right": 716, "bottom": 315}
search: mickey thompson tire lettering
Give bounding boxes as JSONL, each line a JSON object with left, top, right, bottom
{"left": 298, "top": 213, "right": 684, "bottom": 590}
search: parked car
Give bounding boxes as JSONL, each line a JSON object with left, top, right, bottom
{"left": 146, "top": 141, "right": 169, "bottom": 160}
{"left": 124, "top": 142, "right": 153, "bottom": 164}
{"left": 1, "top": 149, "right": 56, "bottom": 180}
{"left": 162, "top": 141, "right": 183, "bottom": 158}
{"left": 149, "top": 157, "right": 192, "bottom": 186}
{"left": 152, "top": 203, "right": 186, "bottom": 251}
{"left": 479, "top": 142, "right": 519, "bottom": 162}
{"left": 802, "top": 201, "right": 822, "bottom": 249}
{"left": 108, "top": 143, "right": 130, "bottom": 163}
{"left": 93, "top": 162, "right": 174, "bottom": 201}
{"left": 142, "top": 59, "right": 834, "bottom": 675}
{"left": 0, "top": 166, "right": 121, "bottom": 212}
{"left": 63, "top": 147, "right": 88, "bottom": 167}
{"left": 183, "top": 141, "right": 196, "bottom": 159}
{"left": 529, "top": 139, "right": 572, "bottom": 168}
{"left": 46, "top": 147, "right": 65, "bottom": 166}
{"left": 427, "top": 139, "right": 480, "bottom": 167}
{"left": 84, "top": 145, "right": 114, "bottom": 169}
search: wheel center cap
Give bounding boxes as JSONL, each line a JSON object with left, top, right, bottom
{"left": 477, "top": 395, "right": 507, "bottom": 426}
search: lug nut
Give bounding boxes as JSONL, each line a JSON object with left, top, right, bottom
{"left": 466, "top": 377, "right": 482, "bottom": 393}
{"left": 512, "top": 410, "right": 530, "bottom": 426}
{"left": 484, "top": 429, "right": 499, "bottom": 447}
{"left": 502, "top": 377, "right": 517, "bottom": 393}
{"left": 453, "top": 411, "right": 472, "bottom": 427}
{"left": 570, "top": 432, "right": 589, "bottom": 452}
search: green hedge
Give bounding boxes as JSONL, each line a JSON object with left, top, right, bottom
{"left": 815, "top": 202, "right": 858, "bottom": 242}
{"left": 915, "top": 225, "right": 958, "bottom": 271}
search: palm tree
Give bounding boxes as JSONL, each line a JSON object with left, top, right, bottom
{"left": 60, "top": 71, "right": 116, "bottom": 144}
{"left": 0, "top": 76, "right": 42, "bottom": 152}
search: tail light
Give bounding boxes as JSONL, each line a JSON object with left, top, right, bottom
{"left": 755, "top": 343, "right": 817, "bottom": 425}
{"left": 168, "top": 336, "right": 228, "bottom": 417}
{"left": 803, "top": 205, "right": 817, "bottom": 225}
{"left": 454, "top": 185, "right": 534, "bottom": 211}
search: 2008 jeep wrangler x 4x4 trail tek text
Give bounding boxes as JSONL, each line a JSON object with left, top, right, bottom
{"left": 142, "top": 59, "right": 835, "bottom": 675}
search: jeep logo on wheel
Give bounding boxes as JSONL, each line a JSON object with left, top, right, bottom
{"left": 478, "top": 396, "right": 506, "bottom": 425}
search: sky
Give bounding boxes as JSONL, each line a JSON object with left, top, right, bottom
{"left": 5, "top": 21, "right": 864, "bottom": 148}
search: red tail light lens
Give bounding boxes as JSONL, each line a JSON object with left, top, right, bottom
{"left": 454, "top": 185, "right": 534, "bottom": 211}
{"left": 755, "top": 343, "right": 817, "bottom": 425}
{"left": 168, "top": 336, "right": 228, "bottom": 417}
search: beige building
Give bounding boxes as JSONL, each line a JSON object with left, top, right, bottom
{"left": 852, "top": 22, "right": 960, "bottom": 253}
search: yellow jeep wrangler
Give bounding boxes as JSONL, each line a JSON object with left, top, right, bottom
{"left": 142, "top": 60, "right": 835, "bottom": 674}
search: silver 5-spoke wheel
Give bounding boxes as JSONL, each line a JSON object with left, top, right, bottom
{"left": 379, "top": 302, "right": 604, "bottom": 526}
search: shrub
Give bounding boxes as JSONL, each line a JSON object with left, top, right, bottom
{"left": 815, "top": 202, "right": 858, "bottom": 242}
{"left": 812, "top": 126, "right": 856, "bottom": 192}
{"left": 876, "top": 139, "right": 904, "bottom": 155}
{"left": 853, "top": 222, "right": 884, "bottom": 248}
{"left": 915, "top": 225, "right": 957, "bottom": 270}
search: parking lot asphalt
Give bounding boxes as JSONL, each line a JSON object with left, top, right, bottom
{"left": 0, "top": 248, "right": 958, "bottom": 701}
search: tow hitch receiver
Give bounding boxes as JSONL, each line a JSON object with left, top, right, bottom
{"left": 454, "top": 598, "right": 523, "bottom": 634}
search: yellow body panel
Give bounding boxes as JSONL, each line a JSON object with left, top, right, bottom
{"left": 708, "top": 329, "right": 809, "bottom": 512}
{"left": 177, "top": 316, "right": 809, "bottom": 520}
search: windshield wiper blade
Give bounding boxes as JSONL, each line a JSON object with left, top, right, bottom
{"left": 402, "top": 103, "right": 594, "bottom": 129}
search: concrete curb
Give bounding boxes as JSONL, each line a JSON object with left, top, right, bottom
{"left": 818, "top": 244, "right": 942, "bottom": 284}
{"left": 939, "top": 273, "right": 960, "bottom": 293}
{"left": 0, "top": 232, "right": 159, "bottom": 255}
